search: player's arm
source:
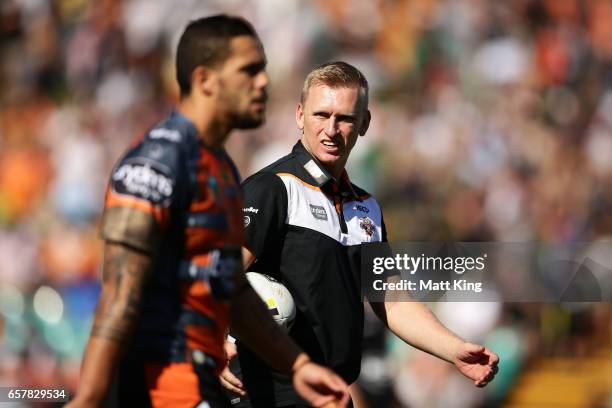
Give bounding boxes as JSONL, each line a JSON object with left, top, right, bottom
{"left": 67, "top": 242, "right": 152, "bottom": 407}
{"left": 219, "top": 246, "right": 256, "bottom": 396}
{"left": 69, "top": 138, "right": 178, "bottom": 406}
{"left": 230, "top": 265, "right": 349, "bottom": 407}
{"left": 369, "top": 300, "right": 498, "bottom": 387}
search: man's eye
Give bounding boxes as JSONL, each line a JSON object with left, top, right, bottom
{"left": 338, "top": 116, "right": 356, "bottom": 124}
{"left": 243, "top": 64, "right": 264, "bottom": 76}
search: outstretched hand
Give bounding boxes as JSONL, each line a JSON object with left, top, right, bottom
{"left": 292, "top": 361, "right": 350, "bottom": 408}
{"left": 453, "top": 342, "right": 499, "bottom": 387}
{"left": 220, "top": 339, "right": 246, "bottom": 396}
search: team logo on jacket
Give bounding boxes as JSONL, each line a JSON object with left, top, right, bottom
{"left": 309, "top": 204, "right": 328, "bottom": 221}
{"left": 359, "top": 217, "right": 375, "bottom": 237}
{"left": 243, "top": 215, "right": 251, "bottom": 227}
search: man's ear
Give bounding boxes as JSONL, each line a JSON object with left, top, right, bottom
{"left": 359, "top": 109, "right": 371, "bottom": 136}
{"left": 191, "top": 66, "right": 217, "bottom": 96}
{"left": 296, "top": 103, "right": 305, "bottom": 131}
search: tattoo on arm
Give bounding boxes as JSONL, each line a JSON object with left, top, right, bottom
{"left": 91, "top": 243, "right": 152, "bottom": 343}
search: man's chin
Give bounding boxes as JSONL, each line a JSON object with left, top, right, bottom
{"left": 316, "top": 150, "right": 341, "bottom": 163}
{"left": 235, "top": 115, "right": 265, "bottom": 130}
{"left": 314, "top": 153, "right": 342, "bottom": 169}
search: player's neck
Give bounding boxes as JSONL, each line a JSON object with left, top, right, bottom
{"left": 177, "top": 98, "right": 231, "bottom": 149}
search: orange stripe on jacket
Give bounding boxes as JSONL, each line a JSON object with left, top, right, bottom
{"left": 105, "top": 190, "right": 170, "bottom": 227}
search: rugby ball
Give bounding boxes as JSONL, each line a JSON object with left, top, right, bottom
{"left": 246, "top": 272, "right": 296, "bottom": 331}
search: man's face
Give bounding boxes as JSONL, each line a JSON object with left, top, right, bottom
{"left": 296, "top": 84, "right": 370, "bottom": 178}
{"left": 216, "top": 35, "right": 268, "bottom": 129}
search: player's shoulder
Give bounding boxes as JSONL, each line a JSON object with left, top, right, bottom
{"left": 145, "top": 112, "right": 196, "bottom": 146}
{"left": 109, "top": 113, "right": 197, "bottom": 204}
{"left": 242, "top": 150, "right": 298, "bottom": 187}
{"left": 119, "top": 114, "right": 196, "bottom": 171}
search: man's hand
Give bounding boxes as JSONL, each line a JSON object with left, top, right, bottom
{"left": 453, "top": 342, "right": 499, "bottom": 387}
{"left": 292, "top": 358, "right": 350, "bottom": 408}
{"left": 220, "top": 339, "right": 246, "bottom": 396}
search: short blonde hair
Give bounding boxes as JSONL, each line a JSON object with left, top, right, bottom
{"left": 301, "top": 61, "right": 369, "bottom": 111}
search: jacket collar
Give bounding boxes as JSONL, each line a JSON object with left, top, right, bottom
{"left": 292, "top": 141, "right": 360, "bottom": 201}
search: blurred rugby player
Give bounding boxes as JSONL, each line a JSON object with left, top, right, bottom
{"left": 67, "top": 15, "right": 349, "bottom": 408}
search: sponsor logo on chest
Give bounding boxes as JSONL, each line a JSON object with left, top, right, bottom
{"left": 309, "top": 204, "right": 328, "bottom": 221}
{"left": 354, "top": 204, "right": 370, "bottom": 213}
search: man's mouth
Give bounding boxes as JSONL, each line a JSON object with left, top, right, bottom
{"left": 321, "top": 140, "right": 341, "bottom": 152}
{"left": 252, "top": 93, "right": 268, "bottom": 104}
{"left": 251, "top": 99, "right": 266, "bottom": 111}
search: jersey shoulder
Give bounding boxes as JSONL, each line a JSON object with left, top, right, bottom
{"left": 110, "top": 115, "right": 196, "bottom": 207}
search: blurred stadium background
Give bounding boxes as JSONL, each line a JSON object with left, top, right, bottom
{"left": 1, "top": 0, "right": 611, "bottom": 406}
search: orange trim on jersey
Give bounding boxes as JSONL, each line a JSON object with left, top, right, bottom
{"left": 276, "top": 172, "right": 322, "bottom": 191}
{"left": 105, "top": 191, "right": 169, "bottom": 225}
{"left": 144, "top": 362, "right": 200, "bottom": 407}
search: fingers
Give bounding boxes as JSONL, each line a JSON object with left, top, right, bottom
{"left": 221, "top": 340, "right": 244, "bottom": 395}
{"left": 315, "top": 395, "right": 348, "bottom": 408}
{"left": 220, "top": 368, "right": 246, "bottom": 396}
{"left": 475, "top": 363, "right": 499, "bottom": 387}
{"left": 485, "top": 348, "right": 500, "bottom": 365}
{"left": 327, "top": 369, "right": 349, "bottom": 394}
{"left": 465, "top": 343, "right": 500, "bottom": 367}
{"left": 337, "top": 385, "right": 350, "bottom": 407}
{"left": 323, "top": 369, "right": 350, "bottom": 407}
{"left": 293, "top": 363, "right": 350, "bottom": 408}
{"left": 313, "top": 368, "right": 350, "bottom": 408}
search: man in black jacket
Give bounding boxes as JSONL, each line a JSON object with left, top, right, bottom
{"left": 222, "top": 61, "right": 499, "bottom": 407}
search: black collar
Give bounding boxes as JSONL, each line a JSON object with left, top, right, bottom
{"left": 292, "top": 141, "right": 361, "bottom": 201}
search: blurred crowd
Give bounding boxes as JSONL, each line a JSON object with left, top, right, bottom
{"left": 1, "top": 0, "right": 611, "bottom": 406}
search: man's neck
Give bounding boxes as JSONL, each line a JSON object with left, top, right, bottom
{"left": 177, "top": 98, "right": 231, "bottom": 149}
{"left": 300, "top": 139, "right": 345, "bottom": 181}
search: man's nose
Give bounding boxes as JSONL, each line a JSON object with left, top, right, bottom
{"left": 324, "top": 117, "right": 338, "bottom": 137}
{"left": 256, "top": 71, "right": 269, "bottom": 89}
